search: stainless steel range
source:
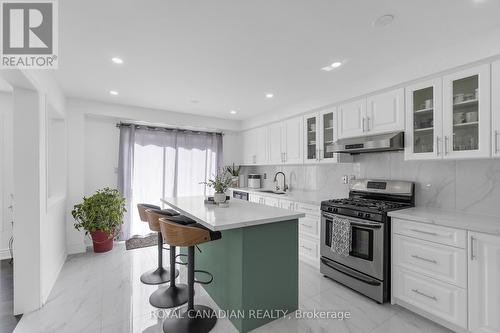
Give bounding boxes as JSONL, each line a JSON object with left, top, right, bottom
{"left": 320, "top": 179, "right": 415, "bottom": 303}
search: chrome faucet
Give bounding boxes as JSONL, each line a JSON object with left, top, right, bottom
{"left": 273, "top": 172, "right": 289, "bottom": 192}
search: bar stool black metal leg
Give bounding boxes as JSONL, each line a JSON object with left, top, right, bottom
{"left": 140, "top": 232, "right": 179, "bottom": 285}
{"left": 149, "top": 245, "right": 189, "bottom": 308}
{"left": 162, "top": 246, "right": 217, "bottom": 333}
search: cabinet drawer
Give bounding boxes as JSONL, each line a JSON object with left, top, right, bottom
{"left": 299, "top": 216, "right": 319, "bottom": 237}
{"left": 295, "top": 202, "right": 320, "bottom": 216}
{"left": 299, "top": 237, "right": 319, "bottom": 260}
{"left": 394, "top": 268, "right": 467, "bottom": 329}
{"left": 393, "top": 219, "right": 466, "bottom": 248}
{"left": 394, "top": 235, "right": 466, "bottom": 288}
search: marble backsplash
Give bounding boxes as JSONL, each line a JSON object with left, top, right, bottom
{"left": 241, "top": 151, "right": 500, "bottom": 217}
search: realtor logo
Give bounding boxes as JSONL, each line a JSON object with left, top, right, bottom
{"left": 0, "top": 0, "right": 58, "bottom": 68}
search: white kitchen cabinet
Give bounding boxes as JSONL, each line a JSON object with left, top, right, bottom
{"left": 282, "top": 116, "right": 303, "bottom": 164}
{"left": 242, "top": 130, "right": 255, "bottom": 165}
{"left": 242, "top": 127, "right": 268, "bottom": 165}
{"left": 468, "top": 232, "right": 500, "bottom": 333}
{"left": 338, "top": 99, "right": 366, "bottom": 139}
{"left": 303, "top": 109, "right": 349, "bottom": 164}
{"left": 267, "top": 122, "right": 283, "bottom": 164}
{"left": 366, "top": 88, "right": 405, "bottom": 135}
{"left": 405, "top": 78, "right": 443, "bottom": 160}
{"left": 442, "top": 64, "right": 491, "bottom": 159}
{"left": 492, "top": 60, "right": 500, "bottom": 158}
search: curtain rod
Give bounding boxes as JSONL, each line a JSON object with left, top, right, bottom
{"left": 116, "top": 122, "right": 224, "bottom": 136}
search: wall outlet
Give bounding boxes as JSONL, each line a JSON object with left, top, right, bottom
{"left": 263, "top": 173, "right": 267, "bottom": 180}
{"left": 342, "top": 175, "right": 349, "bottom": 184}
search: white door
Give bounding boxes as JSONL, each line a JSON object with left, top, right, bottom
{"left": 254, "top": 126, "right": 268, "bottom": 164}
{"left": 283, "top": 117, "right": 303, "bottom": 164}
{"left": 338, "top": 99, "right": 366, "bottom": 139}
{"left": 303, "top": 113, "right": 319, "bottom": 163}
{"left": 267, "top": 122, "right": 283, "bottom": 164}
{"left": 468, "top": 232, "right": 500, "bottom": 333}
{"left": 405, "top": 78, "right": 443, "bottom": 160}
{"left": 492, "top": 60, "right": 500, "bottom": 158}
{"left": 442, "top": 64, "right": 491, "bottom": 159}
{"left": 366, "top": 88, "right": 405, "bottom": 135}
{"left": 318, "top": 109, "right": 339, "bottom": 163}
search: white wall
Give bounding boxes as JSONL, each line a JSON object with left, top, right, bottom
{"left": 67, "top": 98, "right": 242, "bottom": 253}
{"left": 0, "top": 92, "right": 13, "bottom": 261}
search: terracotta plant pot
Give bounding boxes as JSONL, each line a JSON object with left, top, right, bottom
{"left": 90, "top": 230, "right": 114, "bottom": 253}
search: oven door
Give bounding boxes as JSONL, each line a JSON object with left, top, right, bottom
{"left": 320, "top": 212, "right": 385, "bottom": 280}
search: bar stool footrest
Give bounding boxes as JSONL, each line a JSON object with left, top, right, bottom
{"left": 175, "top": 253, "right": 188, "bottom": 266}
{"left": 194, "top": 270, "right": 213, "bottom": 285}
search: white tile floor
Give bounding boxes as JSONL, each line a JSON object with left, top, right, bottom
{"left": 14, "top": 243, "right": 453, "bottom": 333}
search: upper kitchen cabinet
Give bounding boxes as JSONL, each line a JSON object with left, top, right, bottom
{"left": 282, "top": 116, "right": 303, "bottom": 164}
{"left": 304, "top": 109, "right": 350, "bottom": 164}
{"left": 366, "top": 88, "right": 405, "bottom": 135}
{"left": 266, "top": 116, "right": 303, "bottom": 165}
{"left": 304, "top": 112, "right": 319, "bottom": 163}
{"left": 242, "top": 127, "right": 267, "bottom": 165}
{"left": 492, "top": 60, "right": 500, "bottom": 158}
{"left": 338, "top": 99, "right": 366, "bottom": 139}
{"left": 405, "top": 78, "right": 443, "bottom": 160}
{"left": 442, "top": 64, "right": 491, "bottom": 159}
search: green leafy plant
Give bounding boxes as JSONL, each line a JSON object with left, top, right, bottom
{"left": 71, "top": 187, "right": 127, "bottom": 236}
{"left": 225, "top": 163, "right": 241, "bottom": 177}
{"left": 201, "top": 170, "right": 232, "bottom": 193}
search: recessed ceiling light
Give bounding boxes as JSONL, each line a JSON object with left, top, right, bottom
{"left": 191, "top": 100, "right": 199, "bottom": 104}
{"left": 111, "top": 57, "right": 123, "bottom": 64}
{"left": 321, "top": 61, "right": 343, "bottom": 72}
{"left": 230, "top": 110, "right": 237, "bottom": 114}
{"left": 109, "top": 90, "right": 119, "bottom": 96}
{"left": 265, "top": 93, "right": 274, "bottom": 99}
{"left": 374, "top": 14, "right": 395, "bottom": 28}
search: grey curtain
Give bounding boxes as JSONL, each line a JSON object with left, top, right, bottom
{"left": 117, "top": 126, "right": 135, "bottom": 241}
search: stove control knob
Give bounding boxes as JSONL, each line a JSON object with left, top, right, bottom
{"left": 357, "top": 212, "right": 363, "bottom": 217}
{"left": 365, "top": 213, "right": 371, "bottom": 218}
{"left": 333, "top": 208, "right": 338, "bottom": 213}
{"left": 328, "top": 207, "right": 333, "bottom": 212}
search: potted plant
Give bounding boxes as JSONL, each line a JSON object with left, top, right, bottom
{"left": 201, "top": 170, "right": 232, "bottom": 204}
{"left": 225, "top": 163, "right": 241, "bottom": 188}
{"left": 71, "top": 187, "right": 126, "bottom": 253}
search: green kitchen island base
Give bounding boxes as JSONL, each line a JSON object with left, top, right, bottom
{"left": 182, "top": 219, "right": 299, "bottom": 333}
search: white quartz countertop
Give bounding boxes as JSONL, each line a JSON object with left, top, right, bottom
{"left": 230, "top": 187, "right": 329, "bottom": 206}
{"left": 388, "top": 207, "right": 500, "bottom": 236}
{"left": 161, "top": 196, "right": 305, "bottom": 231}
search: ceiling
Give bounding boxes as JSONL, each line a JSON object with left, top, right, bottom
{"left": 56, "top": 0, "right": 500, "bottom": 120}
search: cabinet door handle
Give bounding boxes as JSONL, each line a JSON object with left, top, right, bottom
{"left": 411, "top": 289, "right": 437, "bottom": 301}
{"left": 318, "top": 149, "right": 322, "bottom": 160}
{"left": 362, "top": 117, "right": 366, "bottom": 132}
{"left": 284, "top": 152, "right": 287, "bottom": 162}
{"left": 366, "top": 117, "right": 370, "bottom": 131}
{"left": 300, "top": 245, "right": 313, "bottom": 251}
{"left": 410, "top": 229, "right": 439, "bottom": 236}
{"left": 495, "top": 130, "right": 499, "bottom": 154}
{"left": 300, "top": 223, "right": 313, "bottom": 229}
{"left": 470, "top": 236, "right": 476, "bottom": 261}
{"left": 444, "top": 136, "right": 449, "bottom": 155}
{"left": 411, "top": 254, "right": 437, "bottom": 264}
{"left": 316, "top": 149, "right": 319, "bottom": 161}
{"left": 436, "top": 136, "right": 440, "bottom": 156}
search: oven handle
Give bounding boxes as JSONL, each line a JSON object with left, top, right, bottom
{"left": 321, "top": 257, "right": 381, "bottom": 286}
{"left": 322, "top": 212, "right": 382, "bottom": 229}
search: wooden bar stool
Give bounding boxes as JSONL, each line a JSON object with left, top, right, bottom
{"left": 159, "top": 217, "right": 222, "bottom": 333}
{"left": 149, "top": 215, "right": 196, "bottom": 309}
{"left": 137, "top": 204, "right": 179, "bottom": 285}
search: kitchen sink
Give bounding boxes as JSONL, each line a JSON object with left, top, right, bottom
{"left": 257, "top": 190, "right": 286, "bottom": 195}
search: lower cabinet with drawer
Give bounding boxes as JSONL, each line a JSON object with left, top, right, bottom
{"left": 392, "top": 218, "right": 500, "bottom": 333}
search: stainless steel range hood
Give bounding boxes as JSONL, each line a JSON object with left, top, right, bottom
{"left": 329, "top": 131, "right": 404, "bottom": 154}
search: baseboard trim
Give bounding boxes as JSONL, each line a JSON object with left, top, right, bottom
{"left": 0, "top": 248, "right": 12, "bottom": 260}
{"left": 67, "top": 242, "right": 86, "bottom": 255}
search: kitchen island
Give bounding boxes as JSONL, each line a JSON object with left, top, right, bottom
{"left": 161, "top": 196, "right": 305, "bottom": 333}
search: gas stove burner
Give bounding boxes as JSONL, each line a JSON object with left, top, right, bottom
{"left": 326, "top": 198, "right": 409, "bottom": 212}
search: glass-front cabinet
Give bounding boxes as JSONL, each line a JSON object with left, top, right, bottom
{"left": 405, "top": 78, "right": 443, "bottom": 160}
{"left": 304, "top": 113, "right": 318, "bottom": 163}
{"left": 303, "top": 109, "right": 344, "bottom": 163}
{"left": 442, "top": 65, "right": 490, "bottom": 159}
{"left": 405, "top": 64, "right": 491, "bottom": 160}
